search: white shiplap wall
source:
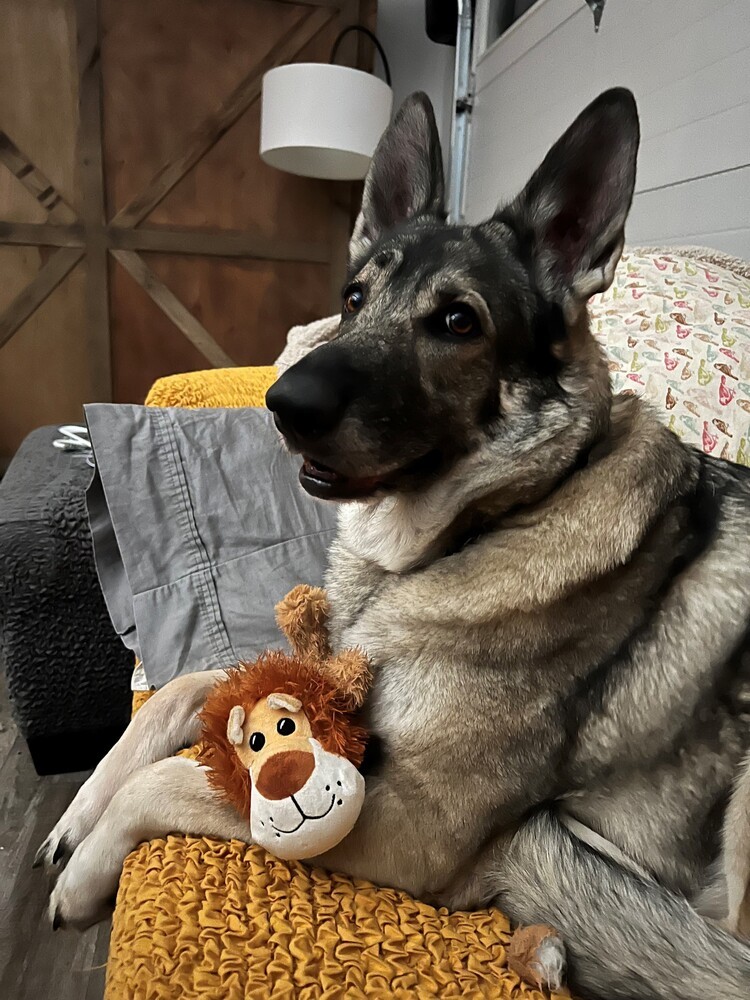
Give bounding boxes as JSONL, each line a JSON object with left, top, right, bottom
{"left": 377, "top": 0, "right": 455, "bottom": 147}
{"left": 465, "top": 0, "right": 750, "bottom": 258}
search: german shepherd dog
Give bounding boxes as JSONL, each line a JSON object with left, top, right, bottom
{"left": 39, "top": 89, "right": 750, "bottom": 999}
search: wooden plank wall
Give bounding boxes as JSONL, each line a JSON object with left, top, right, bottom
{"left": 0, "top": 0, "right": 375, "bottom": 462}
{"left": 0, "top": 0, "right": 86, "bottom": 462}
{"left": 466, "top": 0, "right": 750, "bottom": 257}
{"left": 103, "top": 0, "right": 339, "bottom": 401}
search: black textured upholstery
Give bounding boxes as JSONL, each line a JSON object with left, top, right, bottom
{"left": 0, "top": 426, "right": 132, "bottom": 774}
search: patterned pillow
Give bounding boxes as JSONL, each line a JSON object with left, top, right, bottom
{"left": 591, "top": 248, "right": 750, "bottom": 466}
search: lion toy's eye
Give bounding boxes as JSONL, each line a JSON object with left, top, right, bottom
{"left": 249, "top": 731, "right": 265, "bottom": 751}
{"left": 343, "top": 285, "right": 364, "bottom": 315}
{"left": 277, "top": 717, "right": 296, "bottom": 736}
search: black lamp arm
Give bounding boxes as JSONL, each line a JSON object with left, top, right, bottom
{"left": 329, "top": 25, "right": 392, "bottom": 88}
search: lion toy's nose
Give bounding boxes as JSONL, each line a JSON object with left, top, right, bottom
{"left": 254, "top": 750, "right": 315, "bottom": 800}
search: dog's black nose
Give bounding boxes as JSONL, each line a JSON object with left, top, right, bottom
{"left": 265, "top": 345, "right": 355, "bottom": 442}
{"left": 266, "top": 372, "right": 343, "bottom": 440}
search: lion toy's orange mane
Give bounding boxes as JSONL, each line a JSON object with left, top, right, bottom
{"left": 198, "top": 651, "right": 369, "bottom": 815}
{"left": 197, "top": 585, "right": 371, "bottom": 818}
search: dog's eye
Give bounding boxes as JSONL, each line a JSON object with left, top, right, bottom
{"left": 249, "top": 732, "right": 265, "bottom": 752}
{"left": 445, "top": 304, "right": 479, "bottom": 337}
{"left": 342, "top": 285, "right": 364, "bottom": 315}
{"left": 277, "top": 717, "right": 296, "bottom": 736}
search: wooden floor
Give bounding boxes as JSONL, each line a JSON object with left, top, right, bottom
{"left": 0, "top": 672, "right": 111, "bottom": 1000}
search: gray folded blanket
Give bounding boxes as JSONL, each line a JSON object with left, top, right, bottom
{"left": 85, "top": 403, "right": 336, "bottom": 689}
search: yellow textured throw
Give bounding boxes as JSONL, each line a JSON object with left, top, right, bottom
{"left": 145, "top": 366, "right": 278, "bottom": 409}
{"left": 107, "top": 835, "right": 552, "bottom": 1000}
{"left": 105, "top": 368, "right": 562, "bottom": 1000}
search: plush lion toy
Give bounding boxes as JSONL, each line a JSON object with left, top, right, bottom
{"left": 198, "top": 585, "right": 371, "bottom": 861}
{"left": 198, "top": 586, "right": 567, "bottom": 992}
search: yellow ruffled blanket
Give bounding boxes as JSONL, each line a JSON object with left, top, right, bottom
{"left": 105, "top": 365, "right": 560, "bottom": 999}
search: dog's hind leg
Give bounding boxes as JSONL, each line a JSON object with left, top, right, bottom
{"left": 493, "top": 809, "right": 750, "bottom": 1000}
{"left": 48, "top": 755, "right": 251, "bottom": 930}
{"left": 35, "top": 669, "right": 223, "bottom": 874}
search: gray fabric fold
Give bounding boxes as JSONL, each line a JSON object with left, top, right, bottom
{"left": 84, "top": 404, "right": 336, "bottom": 688}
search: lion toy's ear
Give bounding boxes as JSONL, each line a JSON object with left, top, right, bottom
{"left": 275, "top": 584, "right": 331, "bottom": 661}
{"left": 275, "top": 586, "right": 371, "bottom": 710}
{"left": 319, "top": 650, "right": 372, "bottom": 711}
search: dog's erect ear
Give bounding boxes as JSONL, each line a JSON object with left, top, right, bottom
{"left": 350, "top": 92, "right": 444, "bottom": 262}
{"left": 501, "top": 88, "right": 639, "bottom": 318}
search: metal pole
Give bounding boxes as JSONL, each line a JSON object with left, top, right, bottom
{"left": 448, "top": 0, "right": 474, "bottom": 223}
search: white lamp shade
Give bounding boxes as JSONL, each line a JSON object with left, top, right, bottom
{"left": 260, "top": 63, "right": 393, "bottom": 181}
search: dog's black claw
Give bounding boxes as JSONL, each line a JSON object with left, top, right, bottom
{"left": 52, "top": 839, "right": 68, "bottom": 865}
{"left": 52, "top": 909, "right": 63, "bottom": 931}
{"left": 32, "top": 842, "right": 48, "bottom": 869}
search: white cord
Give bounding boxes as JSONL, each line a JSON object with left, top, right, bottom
{"left": 53, "top": 424, "right": 95, "bottom": 467}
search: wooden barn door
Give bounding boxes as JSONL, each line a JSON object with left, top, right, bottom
{"left": 0, "top": 0, "right": 375, "bottom": 464}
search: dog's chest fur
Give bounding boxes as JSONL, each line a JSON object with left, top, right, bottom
{"left": 323, "top": 401, "right": 750, "bottom": 900}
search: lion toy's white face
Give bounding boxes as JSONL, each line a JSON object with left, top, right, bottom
{"left": 227, "top": 692, "right": 365, "bottom": 861}
{"left": 250, "top": 737, "right": 364, "bottom": 860}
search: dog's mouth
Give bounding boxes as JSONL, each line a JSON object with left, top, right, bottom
{"left": 300, "top": 458, "right": 382, "bottom": 500}
{"left": 300, "top": 451, "right": 443, "bottom": 500}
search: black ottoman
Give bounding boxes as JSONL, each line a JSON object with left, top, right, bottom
{"left": 0, "top": 426, "right": 132, "bottom": 774}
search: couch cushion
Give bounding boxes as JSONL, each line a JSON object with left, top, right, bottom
{"left": 0, "top": 426, "right": 132, "bottom": 770}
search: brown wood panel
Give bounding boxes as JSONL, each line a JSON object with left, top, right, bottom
{"left": 0, "top": 0, "right": 79, "bottom": 214}
{"left": 0, "top": 131, "right": 78, "bottom": 223}
{"left": 0, "top": 160, "right": 49, "bottom": 224}
{"left": 108, "top": 224, "right": 329, "bottom": 262}
{"left": 76, "top": 0, "right": 112, "bottom": 402}
{"left": 0, "top": 0, "right": 377, "bottom": 445}
{"left": 0, "top": 254, "right": 90, "bottom": 457}
{"left": 0, "top": 222, "right": 85, "bottom": 247}
{"left": 110, "top": 256, "right": 216, "bottom": 403}
{"left": 0, "top": 247, "right": 84, "bottom": 349}
{"left": 151, "top": 87, "right": 336, "bottom": 240}
{"left": 0, "top": 246, "right": 43, "bottom": 313}
{"left": 111, "top": 252, "right": 330, "bottom": 401}
{"left": 147, "top": 253, "right": 331, "bottom": 362}
{"left": 111, "top": 9, "right": 336, "bottom": 229}
{"left": 0, "top": 0, "right": 86, "bottom": 458}
{"left": 99, "top": 0, "right": 307, "bottom": 217}
{"left": 112, "top": 249, "right": 236, "bottom": 368}
{"left": 150, "top": 14, "right": 342, "bottom": 239}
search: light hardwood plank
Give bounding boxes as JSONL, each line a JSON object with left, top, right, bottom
{"left": 0, "top": 675, "right": 110, "bottom": 1000}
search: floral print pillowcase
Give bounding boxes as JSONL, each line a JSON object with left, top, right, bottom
{"left": 591, "top": 249, "right": 750, "bottom": 466}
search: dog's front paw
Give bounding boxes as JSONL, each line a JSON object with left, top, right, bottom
{"left": 34, "top": 827, "right": 74, "bottom": 874}
{"left": 47, "top": 832, "right": 122, "bottom": 930}
{"left": 34, "top": 781, "right": 108, "bottom": 873}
